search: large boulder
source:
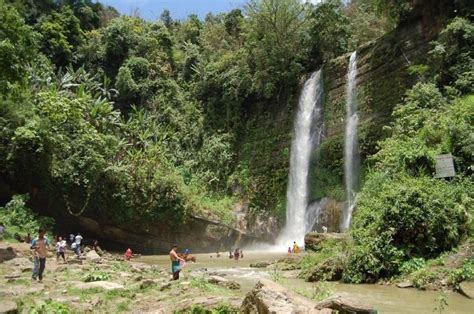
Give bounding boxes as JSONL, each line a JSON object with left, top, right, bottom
{"left": 73, "top": 281, "right": 124, "bottom": 291}
{"left": 249, "top": 262, "right": 271, "bottom": 268}
{"left": 304, "top": 257, "right": 343, "bottom": 282}
{"left": 208, "top": 275, "right": 241, "bottom": 290}
{"left": 241, "top": 279, "right": 326, "bottom": 314}
{"left": 459, "top": 281, "right": 474, "bottom": 299}
{"left": 0, "top": 247, "right": 16, "bottom": 263}
{"left": 85, "top": 250, "right": 101, "bottom": 262}
{"left": 315, "top": 297, "right": 377, "bottom": 314}
{"left": 304, "top": 232, "right": 346, "bottom": 252}
{"left": 0, "top": 300, "right": 17, "bottom": 314}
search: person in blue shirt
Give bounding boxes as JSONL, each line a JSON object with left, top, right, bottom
{"left": 31, "top": 228, "right": 50, "bottom": 282}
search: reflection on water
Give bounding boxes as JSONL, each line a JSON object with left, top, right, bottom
{"left": 137, "top": 252, "right": 473, "bottom": 313}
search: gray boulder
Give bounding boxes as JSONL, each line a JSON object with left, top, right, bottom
{"left": 459, "top": 281, "right": 474, "bottom": 299}
{"left": 0, "top": 300, "right": 17, "bottom": 314}
{"left": 85, "top": 250, "right": 101, "bottom": 262}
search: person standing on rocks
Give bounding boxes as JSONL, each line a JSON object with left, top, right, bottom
{"left": 0, "top": 222, "right": 4, "bottom": 240}
{"left": 293, "top": 241, "right": 300, "bottom": 254}
{"left": 56, "top": 236, "right": 67, "bottom": 263}
{"left": 31, "top": 228, "right": 50, "bottom": 282}
{"left": 170, "top": 244, "right": 185, "bottom": 280}
{"left": 74, "top": 233, "right": 83, "bottom": 257}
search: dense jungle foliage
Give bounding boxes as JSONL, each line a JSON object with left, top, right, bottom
{"left": 0, "top": 0, "right": 409, "bottom": 226}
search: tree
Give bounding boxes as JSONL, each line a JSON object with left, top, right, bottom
{"left": 37, "top": 6, "right": 83, "bottom": 68}
{"left": 160, "top": 9, "right": 173, "bottom": 28}
{"left": 245, "top": 0, "right": 309, "bottom": 99}
{"left": 307, "top": 0, "right": 350, "bottom": 64}
{"left": 0, "top": 0, "right": 38, "bottom": 92}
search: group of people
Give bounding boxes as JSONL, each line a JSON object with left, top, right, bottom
{"left": 229, "top": 248, "right": 244, "bottom": 260}
{"left": 288, "top": 241, "right": 300, "bottom": 254}
{"left": 29, "top": 229, "right": 89, "bottom": 282}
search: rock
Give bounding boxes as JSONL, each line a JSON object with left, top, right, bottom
{"left": 4, "top": 273, "right": 21, "bottom": 279}
{"left": 55, "top": 265, "right": 67, "bottom": 273}
{"left": 208, "top": 275, "right": 228, "bottom": 284}
{"left": 249, "top": 262, "right": 271, "bottom": 268}
{"left": 21, "top": 266, "right": 32, "bottom": 272}
{"left": 315, "top": 297, "right": 377, "bottom": 314}
{"left": 68, "top": 259, "right": 83, "bottom": 265}
{"left": 305, "top": 257, "right": 343, "bottom": 282}
{"left": 74, "top": 281, "right": 124, "bottom": 291}
{"left": 176, "top": 296, "right": 242, "bottom": 313}
{"left": 223, "top": 281, "right": 241, "bottom": 290}
{"left": 241, "top": 279, "right": 322, "bottom": 314}
{"left": 304, "top": 232, "right": 347, "bottom": 252}
{"left": 208, "top": 275, "right": 240, "bottom": 290}
{"left": 90, "top": 295, "right": 102, "bottom": 306}
{"left": 140, "top": 279, "right": 158, "bottom": 289}
{"left": 396, "top": 281, "right": 413, "bottom": 288}
{"left": 459, "top": 281, "right": 474, "bottom": 299}
{"left": 84, "top": 247, "right": 91, "bottom": 253}
{"left": 85, "top": 250, "right": 101, "bottom": 262}
{"left": 0, "top": 247, "right": 17, "bottom": 263}
{"left": 0, "top": 300, "right": 17, "bottom": 314}
{"left": 134, "top": 275, "right": 143, "bottom": 282}
{"left": 160, "top": 282, "right": 171, "bottom": 291}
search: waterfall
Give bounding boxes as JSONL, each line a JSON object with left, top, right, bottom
{"left": 342, "top": 51, "right": 359, "bottom": 231}
{"left": 277, "top": 70, "right": 324, "bottom": 247}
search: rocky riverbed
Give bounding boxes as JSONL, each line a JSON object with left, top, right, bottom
{"left": 0, "top": 242, "right": 378, "bottom": 313}
{"left": 1, "top": 241, "right": 473, "bottom": 313}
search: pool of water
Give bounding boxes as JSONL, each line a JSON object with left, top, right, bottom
{"left": 136, "top": 251, "right": 473, "bottom": 313}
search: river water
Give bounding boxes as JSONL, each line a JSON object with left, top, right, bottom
{"left": 137, "top": 252, "right": 473, "bottom": 313}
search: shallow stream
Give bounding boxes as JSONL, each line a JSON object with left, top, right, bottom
{"left": 137, "top": 251, "right": 473, "bottom": 313}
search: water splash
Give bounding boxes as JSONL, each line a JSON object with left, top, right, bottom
{"left": 276, "top": 70, "right": 324, "bottom": 248}
{"left": 342, "top": 51, "right": 359, "bottom": 231}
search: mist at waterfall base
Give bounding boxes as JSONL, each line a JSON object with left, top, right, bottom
{"left": 342, "top": 51, "right": 360, "bottom": 231}
{"left": 248, "top": 70, "right": 324, "bottom": 252}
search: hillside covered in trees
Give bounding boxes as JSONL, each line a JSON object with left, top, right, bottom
{"left": 0, "top": 0, "right": 473, "bottom": 285}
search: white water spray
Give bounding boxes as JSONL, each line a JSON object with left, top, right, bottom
{"left": 276, "top": 70, "right": 324, "bottom": 248}
{"left": 342, "top": 51, "right": 359, "bottom": 231}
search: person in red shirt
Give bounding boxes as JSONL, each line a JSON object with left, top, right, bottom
{"left": 124, "top": 248, "right": 132, "bottom": 261}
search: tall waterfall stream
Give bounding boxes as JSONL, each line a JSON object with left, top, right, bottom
{"left": 342, "top": 51, "right": 359, "bottom": 231}
{"left": 276, "top": 70, "right": 324, "bottom": 248}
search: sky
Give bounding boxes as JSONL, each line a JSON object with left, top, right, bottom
{"left": 101, "top": 0, "right": 321, "bottom": 21}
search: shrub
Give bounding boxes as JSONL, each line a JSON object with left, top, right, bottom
{"left": 83, "top": 267, "right": 111, "bottom": 282}
{"left": 0, "top": 194, "right": 54, "bottom": 239}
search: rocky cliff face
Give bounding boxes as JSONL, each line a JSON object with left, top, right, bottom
{"left": 310, "top": 0, "right": 455, "bottom": 231}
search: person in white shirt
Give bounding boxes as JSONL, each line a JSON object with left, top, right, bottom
{"left": 74, "top": 233, "right": 83, "bottom": 256}
{"left": 56, "top": 236, "right": 67, "bottom": 263}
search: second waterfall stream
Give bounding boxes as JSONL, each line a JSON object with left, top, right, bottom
{"left": 276, "top": 70, "right": 324, "bottom": 248}
{"left": 342, "top": 51, "right": 359, "bottom": 231}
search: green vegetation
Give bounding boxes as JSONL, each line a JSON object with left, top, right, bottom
{"left": 83, "top": 266, "right": 112, "bottom": 282}
{"left": 0, "top": 0, "right": 404, "bottom": 228}
{"left": 0, "top": 194, "right": 54, "bottom": 240}
{"left": 300, "top": 16, "right": 474, "bottom": 287}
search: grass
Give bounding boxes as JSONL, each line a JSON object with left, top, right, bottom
{"left": 295, "top": 282, "right": 334, "bottom": 302}
{"left": 190, "top": 275, "right": 226, "bottom": 293}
